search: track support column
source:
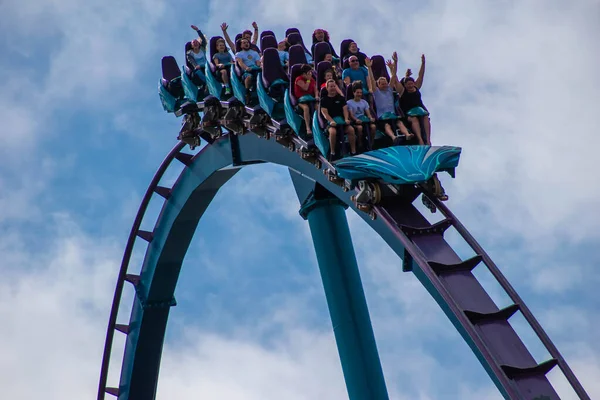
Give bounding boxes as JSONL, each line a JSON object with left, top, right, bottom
{"left": 292, "top": 173, "right": 389, "bottom": 400}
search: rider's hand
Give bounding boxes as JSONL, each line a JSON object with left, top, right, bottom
{"left": 221, "top": 23, "right": 228, "bottom": 31}
{"left": 345, "top": 119, "right": 351, "bottom": 125}
{"left": 330, "top": 121, "right": 337, "bottom": 127}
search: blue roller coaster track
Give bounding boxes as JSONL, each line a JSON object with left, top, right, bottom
{"left": 97, "top": 49, "right": 591, "bottom": 400}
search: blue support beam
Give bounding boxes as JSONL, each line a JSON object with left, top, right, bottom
{"left": 291, "top": 171, "right": 389, "bottom": 400}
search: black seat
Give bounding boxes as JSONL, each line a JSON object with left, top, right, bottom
{"left": 262, "top": 48, "right": 289, "bottom": 100}
{"left": 313, "top": 42, "right": 332, "bottom": 65}
{"left": 288, "top": 44, "right": 308, "bottom": 68}
{"left": 260, "top": 35, "right": 278, "bottom": 53}
{"left": 161, "top": 56, "right": 184, "bottom": 98}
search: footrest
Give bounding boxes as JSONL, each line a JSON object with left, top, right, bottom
{"left": 428, "top": 255, "right": 483, "bottom": 275}
{"left": 175, "top": 152, "right": 194, "bottom": 166}
{"left": 106, "top": 387, "right": 119, "bottom": 397}
{"left": 501, "top": 358, "right": 558, "bottom": 380}
{"left": 154, "top": 186, "right": 172, "bottom": 199}
{"left": 464, "top": 303, "right": 520, "bottom": 325}
{"left": 399, "top": 218, "right": 453, "bottom": 238}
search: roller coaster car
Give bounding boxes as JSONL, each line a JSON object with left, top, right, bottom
{"left": 335, "top": 145, "right": 461, "bottom": 215}
{"left": 159, "top": 56, "right": 187, "bottom": 114}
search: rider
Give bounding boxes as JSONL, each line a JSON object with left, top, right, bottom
{"left": 365, "top": 54, "right": 414, "bottom": 143}
{"left": 347, "top": 82, "right": 377, "bottom": 151}
{"left": 320, "top": 79, "right": 357, "bottom": 160}
{"left": 400, "top": 55, "right": 431, "bottom": 145}
{"left": 235, "top": 38, "right": 262, "bottom": 95}
{"left": 186, "top": 25, "right": 208, "bottom": 84}
{"left": 212, "top": 38, "right": 233, "bottom": 95}
{"left": 294, "top": 64, "right": 318, "bottom": 135}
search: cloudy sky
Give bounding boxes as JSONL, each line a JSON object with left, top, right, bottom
{"left": 1, "top": 0, "right": 599, "bottom": 399}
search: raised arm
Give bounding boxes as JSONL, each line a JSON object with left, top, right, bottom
{"left": 364, "top": 57, "right": 377, "bottom": 92}
{"left": 390, "top": 52, "right": 404, "bottom": 95}
{"left": 251, "top": 22, "right": 259, "bottom": 45}
{"left": 191, "top": 25, "right": 207, "bottom": 48}
{"left": 220, "top": 23, "right": 236, "bottom": 52}
{"left": 416, "top": 54, "right": 425, "bottom": 89}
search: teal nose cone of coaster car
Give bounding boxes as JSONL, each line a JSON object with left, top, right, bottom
{"left": 333, "top": 145, "right": 462, "bottom": 184}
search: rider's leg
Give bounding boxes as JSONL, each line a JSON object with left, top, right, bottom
{"left": 396, "top": 119, "right": 413, "bottom": 139}
{"left": 346, "top": 125, "right": 357, "bottom": 154}
{"left": 299, "top": 104, "right": 313, "bottom": 134}
{"left": 383, "top": 122, "right": 395, "bottom": 140}
{"left": 408, "top": 117, "right": 424, "bottom": 144}
{"left": 422, "top": 116, "right": 432, "bottom": 145}
{"left": 355, "top": 125, "right": 364, "bottom": 151}
{"left": 328, "top": 126, "right": 337, "bottom": 157}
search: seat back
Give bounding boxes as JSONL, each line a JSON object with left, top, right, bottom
{"left": 162, "top": 56, "right": 181, "bottom": 82}
{"left": 285, "top": 27, "right": 300, "bottom": 37}
{"left": 235, "top": 34, "right": 243, "bottom": 52}
{"left": 261, "top": 35, "right": 277, "bottom": 53}
{"left": 370, "top": 55, "right": 390, "bottom": 81}
{"left": 286, "top": 32, "right": 303, "bottom": 47}
{"left": 316, "top": 61, "right": 333, "bottom": 92}
{"left": 286, "top": 29, "right": 310, "bottom": 54}
{"left": 161, "top": 56, "right": 184, "bottom": 98}
{"left": 345, "top": 84, "right": 354, "bottom": 101}
{"left": 317, "top": 87, "right": 328, "bottom": 129}
{"left": 339, "top": 39, "right": 354, "bottom": 62}
{"left": 313, "top": 42, "right": 331, "bottom": 65}
{"left": 184, "top": 42, "right": 194, "bottom": 70}
{"left": 261, "top": 30, "right": 276, "bottom": 41}
{"left": 262, "top": 48, "right": 288, "bottom": 99}
{"left": 288, "top": 44, "right": 307, "bottom": 68}
{"left": 288, "top": 63, "right": 303, "bottom": 107}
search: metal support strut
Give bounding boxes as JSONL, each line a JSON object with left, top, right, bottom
{"left": 294, "top": 175, "right": 389, "bottom": 400}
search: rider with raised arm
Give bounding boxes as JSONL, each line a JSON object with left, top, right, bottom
{"left": 400, "top": 55, "right": 431, "bottom": 145}
{"left": 187, "top": 25, "right": 208, "bottom": 79}
{"left": 220, "top": 22, "right": 260, "bottom": 52}
{"left": 365, "top": 54, "right": 414, "bottom": 143}
{"left": 321, "top": 79, "right": 357, "bottom": 160}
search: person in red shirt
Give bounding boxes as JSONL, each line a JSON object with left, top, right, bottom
{"left": 294, "top": 64, "right": 317, "bottom": 135}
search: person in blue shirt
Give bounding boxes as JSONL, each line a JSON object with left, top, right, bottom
{"left": 235, "top": 38, "right": 262, "bottom": 90}
{"left": 342, "top": 56, "right": 369, "bottom": 97}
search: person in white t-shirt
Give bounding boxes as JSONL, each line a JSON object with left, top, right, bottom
{"left": 347, "top": 83, "right": 377, "bottom": 151}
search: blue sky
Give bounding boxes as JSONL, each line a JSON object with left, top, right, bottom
{"left": 1, "top": 0, "right": 599, "bottom": 399}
